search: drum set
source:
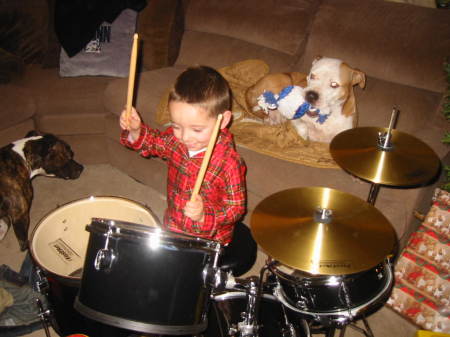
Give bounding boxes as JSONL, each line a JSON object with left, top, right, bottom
{"left": 28, "top": 112, "right": 441, "bottom": 337}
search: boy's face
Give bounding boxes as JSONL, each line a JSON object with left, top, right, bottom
{"left": 169, "top": 101, "right": 218, "bottom": 152}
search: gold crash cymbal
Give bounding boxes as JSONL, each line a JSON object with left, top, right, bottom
{"left": 330, "top": 127, "right": 440, "bottom": 186}
{"left": 251, "top": 187, "right": 397, "bottom": 275}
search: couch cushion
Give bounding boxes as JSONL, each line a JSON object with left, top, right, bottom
{"left": 298, "top": 0, "right": 450, "bottom": 93}
{"left": 176, "top": 0, "right": 319, "bottom": 71}
{"left": 104, "top": 66, "right": 185, "bottom": 132}
{"left": 0, "top": 85, "right": 36, "bottom": 129}
{"left": 22, "top": 66, "right": 112, "bottom": 135}
{"left": 0, "top": 120, "right": 35, "bottom": 146}
{"left": 176, "top": 31, "right": 298, "bottom": 72}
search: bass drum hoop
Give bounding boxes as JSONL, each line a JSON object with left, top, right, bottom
{"left": 272, "top": 260, "right": 393, "bottom": 321}
{"left": 29, "top": 196, "right": 158, "bottom": 284}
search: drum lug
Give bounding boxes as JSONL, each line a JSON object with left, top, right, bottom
{"left": 94, "top": 248, "right": 116, "bottom": 271}
{"left": 203, "top": 244, "right": 224, "bottom": 289}
{"left": 207, "top": 268, "right": 237, "bottom": 291}
{"left": 227, "top": 324, "right": 243, "bottom": 336}
{"left": 94, "top": 226, "right": 117, "bottom": 272}
{"left": 296, "top": 299, "right": 307, "bottom": 310}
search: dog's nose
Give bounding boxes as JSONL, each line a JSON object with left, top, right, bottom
{"left": 305, "top": 90, "right": 319, "bottom": 104}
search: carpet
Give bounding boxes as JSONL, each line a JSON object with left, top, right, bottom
{"left": 0, "top": 164, "right": 418, "bottom": 337}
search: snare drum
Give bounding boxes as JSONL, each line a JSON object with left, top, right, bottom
{"left": 270, "top": 260, "right": 394, "bottom": 325}
{"left": 29, "top": 196, "right": 157, "bottom": 336}
{"left": 75, "top": 218, "right": 222, "bottom": 335}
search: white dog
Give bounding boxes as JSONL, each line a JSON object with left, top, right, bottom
{"left": 294, "top": 56, "right": 366, "bottom": 143}
{"left": 247, "top": 56, "right": 366, "bottom": 143}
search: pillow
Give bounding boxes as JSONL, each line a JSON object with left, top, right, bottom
{"left": 59, "top": 9, "right": 137, "bottom": 78}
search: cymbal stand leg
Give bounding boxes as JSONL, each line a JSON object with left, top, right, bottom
{"left": 344, "top": 317, "right": 374, "bottom": 337}
{"left": 367, "top": 183, "right": 380, "bottom": 205}
{"left": 324, "top": 326, "right": 336, "bottom": 337}
{"left": 361, "top": 317, "right": 374, "bottom": 337}
{"left": 261, "top": 262, "right": 300, "bottom": 337}
{"left": 35, "top": 298, "right": 52, "bottom": 337}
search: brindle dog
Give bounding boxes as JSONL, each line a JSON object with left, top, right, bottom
{"left": 0, "top": 131, "right": 83, "bottom": 250}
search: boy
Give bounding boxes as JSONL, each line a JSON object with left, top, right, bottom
{"left": 119, "top": 65, "right": 247, "bottom": 245}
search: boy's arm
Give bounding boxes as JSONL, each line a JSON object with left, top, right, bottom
{"left": 120, "top": 124, "right": 170, "bottom": 159}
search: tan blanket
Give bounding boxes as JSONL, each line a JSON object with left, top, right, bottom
{"left": 155, "top": 59, "right": 338, "bottom": 169}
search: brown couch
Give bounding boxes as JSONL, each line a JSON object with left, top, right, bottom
{"left": 1, "top": 0, "right": 449, "bottom": 251}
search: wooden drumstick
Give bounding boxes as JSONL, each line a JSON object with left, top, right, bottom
{"left": 190, "top": 114, "right": 223, "bottom": 202}
{"left": 125, "top": 33, "right": 139, "bottom": 122}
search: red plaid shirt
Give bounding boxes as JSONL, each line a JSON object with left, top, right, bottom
{"left": 121, "top": 125, "right": 247, "bottom": 244}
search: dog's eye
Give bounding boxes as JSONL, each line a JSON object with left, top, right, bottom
{"left": 309, "top": 74, "right": 317, "bottom": 80}
{"left": 330, "top": 82, "right": 340, "bottom": 88}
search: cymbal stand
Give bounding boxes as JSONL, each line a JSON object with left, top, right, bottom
{"left": 367, "top": 107, "right": 399, "bottom": 205}
{"left": 307, "top": 316, "right": 374, "bottom": 337}
{"left": 367, "top": 184, "right": 380, "bottom": 205}
{"left": 234, "top": 276, "right": 260, "bottom": 336}
{"left": 334, "top": 316, "right": 374, "bottom": 337}
{"left": 262, "top": 260, "right": 303, "bottom": 337}
{"left": 35, "top": 298, "right": 52, "bottom": 337}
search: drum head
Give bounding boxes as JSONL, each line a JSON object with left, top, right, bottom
{"left": 30, "top": 196, "right": 158, "bottom": 280}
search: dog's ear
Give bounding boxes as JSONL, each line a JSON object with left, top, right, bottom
{"left": 289, "top": 72, "right": 308, "bottom": 87}
{"left": 352, "top": 69, "right": 366, "bottom": 89}
{"left": 312, "top": 55, "right": 323, "bottom": 65}
{"left": 25, "top": 130, "right": 41, "bottom": 138}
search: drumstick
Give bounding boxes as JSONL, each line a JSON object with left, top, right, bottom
{"left": 190, "top": 114, "right": 223, "bottom": 202}
{"left": 125, "top": 33, "right": 139, "bottom": 122}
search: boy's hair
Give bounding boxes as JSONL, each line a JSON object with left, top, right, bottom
{"left": 169, "top": 65, "right": 231, "bottom": 117}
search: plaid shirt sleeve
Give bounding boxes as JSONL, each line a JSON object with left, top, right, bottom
{"left": 120, "top": 124, "right": 170, "bottom": 159}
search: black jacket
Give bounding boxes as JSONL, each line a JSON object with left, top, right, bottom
{"left": 55, "top": 0, "right": 147, "bottom": 57}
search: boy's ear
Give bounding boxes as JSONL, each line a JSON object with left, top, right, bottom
{"left": 220, "top": 110, "right": 232, "bottom": 129}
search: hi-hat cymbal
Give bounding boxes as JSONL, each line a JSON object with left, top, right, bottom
{"left": 251, "top": 187, "right": 397, "bottom": 275}
{"left": 330, "top": 127, "right": 440, "bottom": 186}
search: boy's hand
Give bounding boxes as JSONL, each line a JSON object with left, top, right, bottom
{"left": 184, "top": 195, "right": 205, "bottom": 223}
{"left": 119, "top": 106, "right": 141, "bottom": 141}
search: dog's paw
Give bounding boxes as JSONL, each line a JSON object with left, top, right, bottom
{"left": 291, "top": 121, "right": 309, "bottom": 140}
